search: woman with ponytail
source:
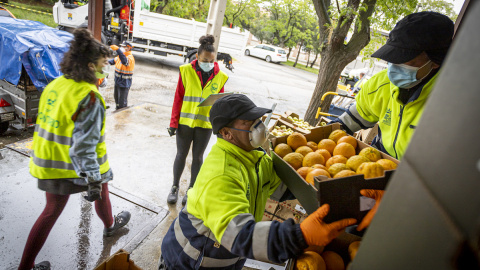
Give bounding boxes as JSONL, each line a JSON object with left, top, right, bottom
{"left": 167, "top": 34, "right": 229, "bottom": 205}
{"left": 18, "top": 29, "right": 130, "bottom": 270}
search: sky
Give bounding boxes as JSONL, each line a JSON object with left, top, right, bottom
{"left": 452, "top": 0, "right": 465, "bottom": 14}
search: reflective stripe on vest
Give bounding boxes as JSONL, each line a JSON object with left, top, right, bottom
{"left": 173, "top": 215, "right": 241, "bottom": 268}
{"left": 178, "top": 63, "right": 228, "bottom": 129}
{"left": 29, "top": 76, "right": 110, "bottom": 179}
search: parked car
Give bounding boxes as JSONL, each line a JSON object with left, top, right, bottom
{"left": 244, "top": 44, "right": 287, "bottom": 63}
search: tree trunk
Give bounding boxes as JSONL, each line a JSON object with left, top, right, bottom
{"left": 304, "top": 52, "right": 350, "bottom": 125}
{"left": 293, "top": 40, "right": 303, "bottom": 67}
{"left": 306, "top": 51, "right": 311, "bottom": 68}
{"left": 310, "top": 53, "right": 319, "bottom": 68}
{"left": 287, "top": 47, "right": 292, "bottom": 61}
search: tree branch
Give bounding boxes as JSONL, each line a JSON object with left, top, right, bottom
{"left": 345, "top": 0, "right": 377, "bottom": 59}
{"left": 335, "top": 0, "right": 341, "bottom": 13}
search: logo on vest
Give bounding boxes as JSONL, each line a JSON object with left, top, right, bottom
{"left": 382, "top": 108, "right": 392, "bottom": 126}
{"left": 211, "top": 83, "right": 218, "bottom": 93}
{"left": 246, "top": 183, "right": 250, "bottom": 200}
{"left": 46, "top": 90, "right": 58, "bottom": 112}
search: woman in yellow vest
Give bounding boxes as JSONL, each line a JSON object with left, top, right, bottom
{"left": 18, "top": 29, "right": 130, "bottom": 270}
{"left": 167, "top": 35, "right": 229, "bottom": 205}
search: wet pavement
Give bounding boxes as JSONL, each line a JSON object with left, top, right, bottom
{"left": 0, "top": 54, "right": 319, "bottom": 269}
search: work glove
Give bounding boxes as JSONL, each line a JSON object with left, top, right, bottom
{"left": 357, "top": 189, "right": 384, "bottom": 231}
{"left": 83, "top": 177, "right": 102, "bottom": 202}
{"left": 300, "top": 204, "right": 357, "bottom": 247}
{"left": 110, "top": 45, "right": 119, "bottom": 51}
{"left": 167, "top": 127, "right": 176, "bottom": 137}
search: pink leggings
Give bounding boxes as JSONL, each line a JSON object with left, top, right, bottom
{"left": 18, "top": 183, "right": 113, "bottom": 270}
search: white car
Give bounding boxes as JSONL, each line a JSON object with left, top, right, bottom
{"left": 244, "top": 44, "right": 287, "bottom": 63}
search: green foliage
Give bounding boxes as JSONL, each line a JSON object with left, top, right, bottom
{"left": 152, "top": 0, "right": 210, "bottom": 21}
{"left": 7, "top": 1, "right": 57, "bottom": 28}
{"left": 283, "top": 60, "right": 318, "bottom": 74}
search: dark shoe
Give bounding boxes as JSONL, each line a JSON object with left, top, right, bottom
{"left": 181, "top": 187, "right": 191, "bottom": 206}
{"left": 167, "top": 186, "right": 179, "bottom": 204}
{"left": 104, "top": 211, "right": 131, "bottom": 237}
{"left": 33, "top": 261, "right": 51, "bottom": 270}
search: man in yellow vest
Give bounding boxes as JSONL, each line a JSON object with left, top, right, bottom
{"left": 109, "top": 41, "right": 135, "bottom": 110}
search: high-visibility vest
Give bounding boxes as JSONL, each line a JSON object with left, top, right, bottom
{"left": 29, "top": 76, "right": 110, "bottom": 179}
{"left": 115, "top": 51, "right": 135, "bottom": 79}
{"left": 178, "top": 64, "right": 228, "bottom": 129}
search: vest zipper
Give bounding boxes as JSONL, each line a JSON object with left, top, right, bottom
{"left": 253, "top": 154, "right": 264, "bottom": 218}
{"left": 392, "top": 105, "right": 404, "bottom": 159}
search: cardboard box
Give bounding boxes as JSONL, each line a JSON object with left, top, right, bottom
{"left": 280, "top": 111, "right": 312, "bottom": 134}
{"left": 316, "top": 116, "right": 332, "bottom": 127}
{"left": 354, "top": 124, "right": 379, "bottom": 145}
{"left": 270, "top": 124, "right": 399, "bottom": 223}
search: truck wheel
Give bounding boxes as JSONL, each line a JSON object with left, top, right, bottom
{"left": 189, "top": 54, "right": 197, "bottom": 63}
{"left": 0, "top": 122, "right": 9, "bottom": 135}
{"left": 245, "top": 49, "right": 250, "bottom": 56}
{"left": 266, "top": 55, "right": 272, "bottom": 63}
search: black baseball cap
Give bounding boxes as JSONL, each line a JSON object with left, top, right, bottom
{"left": 371, "top": 12, "right": 454, "bottom": 64}
{"left": 210, "top": 94, "right": 272, "bottom": 134}
{"left": 121, "top": 41, "right": 133, "bottom": 49}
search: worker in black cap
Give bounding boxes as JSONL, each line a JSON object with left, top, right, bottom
{"left": 158, "top": 94, "right": 356, "bottom": 269}
{"left": 331, "top": 11, "right": 454, "bottom": 161}
{"left": 330, "top": 12, "right": 454, "bottom": 233}
{"left": 109, "top": 41, "right": 135, "bottom": 110}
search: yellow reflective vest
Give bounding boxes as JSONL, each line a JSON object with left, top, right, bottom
{"left": 355, "top": 69, "right": 439, "bottom": 159}
{"left": 178, "top": 64, "right": 228, "bottom": 129}
{"left": 29, "top": 76, "right": 110, "bottom": 179}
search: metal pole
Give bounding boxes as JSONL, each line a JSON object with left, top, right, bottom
{"left": 205, "top": 0, "right": 227, "bottom": 61}
{"left": 88, "top": 0, "right": 103, "bottom": 41}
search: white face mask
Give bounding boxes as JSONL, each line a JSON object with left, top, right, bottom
{"left": 198, "top": 62, "right": 214, "bottom": 72}
{"left": 94, "top": 66, "right": 109, "bottom": 79}
{"left": 230, "top": 119, "right": 268, "bottom": 148}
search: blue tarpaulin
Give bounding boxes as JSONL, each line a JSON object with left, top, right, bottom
{"left": 0, "top": 16, "right": 73, "bottom": 91}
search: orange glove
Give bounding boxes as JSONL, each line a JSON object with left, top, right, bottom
{"left": 300, "top": 204, "right": 357, "bottom": 247}
{"left": 110, "top": 45, "right": 119, "bottom": 51}
{"left": 357, "top": 189, "right": 384, "bottom": 231}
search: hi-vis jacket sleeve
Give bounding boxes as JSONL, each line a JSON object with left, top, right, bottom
{"left": 196, "top": 175, "right": 307, "bottom": 263}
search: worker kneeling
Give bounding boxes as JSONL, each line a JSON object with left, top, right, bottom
{"left": 159, "top": 94, "right": 356, "bottom": 269}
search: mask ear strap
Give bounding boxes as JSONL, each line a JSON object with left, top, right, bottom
{"left": 230, "top": 127, "right": 252, "bottom": 133}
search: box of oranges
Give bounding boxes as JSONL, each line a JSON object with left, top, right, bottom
{"left": 269, "top": 123, "right": 399, "bottom": 223}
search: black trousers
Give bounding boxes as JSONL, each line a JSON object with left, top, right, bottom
{"left": 172, "top": 124, "right": 212, "bottom": 188}
{"left": 114, "top": 84, "right": 129, "bottom": 109}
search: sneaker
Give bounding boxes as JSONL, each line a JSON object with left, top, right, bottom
{"left": 104, "top": 211, "right": 131, "bottom": 237}
{"left": 167, "top": 186, "right": 179, "bottom": 204}
{"left": 33, "top": 261, "right": 51, "bottom": 270}
{"left": 181, "top": 187, "right": 191, "bottom": 206}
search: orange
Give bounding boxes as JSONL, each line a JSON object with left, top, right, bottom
{"left": 346, "top": 155, "right": 370, "bottom": 171}
{"left": 328, "top": 129, "right": 347, "bottom": 143}
{"left": 283, "top": 152, "right": 304, "bottom": 170}
{"left": 304, "top": 245, "right": 325, "bottom": 256}
{"left": 274, "top": 143, "right": 293, "bottom": 158}
{"left": 349, "top": 241, "right": 361, "bottom": 261}
{"left": 318, "top": 139, "right": 336, "bottom": 155}
{"left": 325, "top": 155, "right": 348, "bottom": 168}
{"left": 315, "top": 149, "right": 332, "bottom": 163}
{"left": 328, "top": 163, "right": 350, "bottom": 177}
{"left": 306, "top": 169, "right": 331, "bottom": 184}
{"left": 337, "top": 135, "right": 357, "bottom": 149}
{"left": 307, "top": 141, "right": 318, "bottom": 151}
{"left": 295, "top": 251, "right": 326, "bottom": 270}
{"left": 296, "top": 146, "right": 314, "bottom": 157}
{"left": 308, "top": 164, "right": 328, "bottom": 173}
{"left": 287, "top": 132, "right": 308, "bottom": 150}
{"left": 321, "top": 251, "right": 344, "bottom": 270}
{"left": 302, "top": 152, "right": 325, "bottom": 167}
{"left": 297, "top": 167, "right": 310, "bottom": 180}
{"left": 376, "top": 159, "right": 398, "bottom": 170}
{"left": 357, "top": 162, "right": 385, "bottom": 179}
{"left": 333, "top": 142, "right": 356, "bottom": 159}
{"left": 359, "top": 147, "right": 381, "bottom": 162}
{"left": 333, "top": 170, "right": 357, "bottom": 178}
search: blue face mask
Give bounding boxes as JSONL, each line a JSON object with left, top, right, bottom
{"left": 387, "top": 60, "right": 432, "bottom": 89}
{"left": 198, "top": 62, "right": 214, "bottom": 72}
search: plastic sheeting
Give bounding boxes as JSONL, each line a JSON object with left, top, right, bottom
{"left": 0, "top": 16, "right": 73, "bottom": 91}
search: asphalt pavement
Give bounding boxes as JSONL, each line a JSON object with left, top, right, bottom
{"left": 0, "top": 54, "right": 318, "bottom": 269}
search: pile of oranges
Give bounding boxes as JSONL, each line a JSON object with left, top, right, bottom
{"left": 274, "top": 130, "right": 397, "bottom": 185}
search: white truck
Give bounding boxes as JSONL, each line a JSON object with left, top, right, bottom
{"left": 53, "top": 0, "right": 249, "bottom": 71}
